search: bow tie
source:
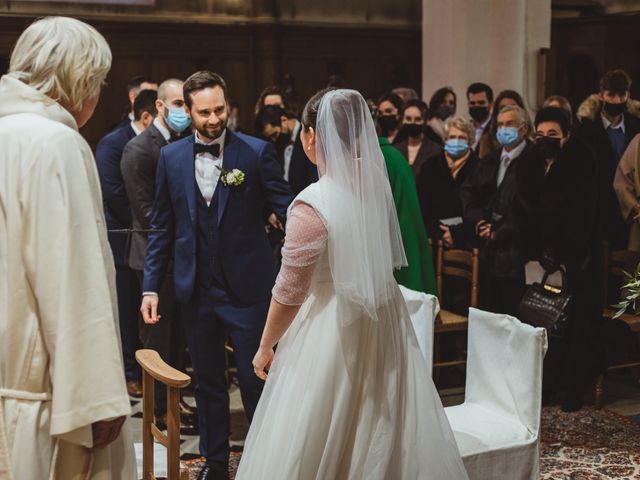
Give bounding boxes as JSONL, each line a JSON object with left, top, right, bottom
{"left": 194, "top": 143, "right": 221, "bottom": 157}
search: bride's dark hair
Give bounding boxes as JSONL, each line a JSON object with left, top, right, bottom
{"left": 302, "top": 87, "right": 336, "bottom": 131}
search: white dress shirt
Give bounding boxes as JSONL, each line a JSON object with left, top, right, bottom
{"left": 283, "top": 120, "right": 301, "bottom": 182}
{"left": 153, "top": 117, "right": 171, "bottom": 142}
{"left": 130, "top": 120, "right": 142, "bottom": 136}
{"left": 195, "top": 129, "right": 226, "bottom": 206}
{"left": 473, "top": 116, "right": 491, "bottom": 150}
{"left": 601, "top": 112, "right": 626, "bottom": 134}
{"left": 497, "top": 139, "right": 526, "bottom": 187}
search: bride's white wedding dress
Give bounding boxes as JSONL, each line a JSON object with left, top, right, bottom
{"left": 235, "top": 182, "right": 469, "bottom": 479}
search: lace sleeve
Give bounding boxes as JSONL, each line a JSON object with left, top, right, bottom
{"left": 272, "top": 201, "right": 328, "bottom": 305}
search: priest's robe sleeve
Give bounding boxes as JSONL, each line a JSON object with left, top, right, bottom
{"left": 21, "top": 131, "right": 131, "bottom": 446}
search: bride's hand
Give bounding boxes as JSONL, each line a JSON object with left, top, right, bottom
{"left": 253, "top": 346, "right": 274, "bottom": 380}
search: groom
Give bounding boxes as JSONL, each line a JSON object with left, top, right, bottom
{"left": 141, "top": 71, "right": 293, "bottom": 480}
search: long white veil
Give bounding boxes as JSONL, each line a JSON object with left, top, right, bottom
{"left": 314, "top": 89, "right": 407, "bottom": 315}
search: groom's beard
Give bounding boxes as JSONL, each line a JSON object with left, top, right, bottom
{"left": 196, "top": 120, "right": 227, "bottom": 141}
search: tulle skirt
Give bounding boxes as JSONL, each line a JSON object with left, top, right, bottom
{"left": 235, "top": 282, "right": 469, "bottom": 479}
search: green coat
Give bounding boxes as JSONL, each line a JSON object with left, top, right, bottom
{"left": 379, "top": 137, "right": 437, "bottom": 295}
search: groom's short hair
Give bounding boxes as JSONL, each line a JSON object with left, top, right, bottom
{"left": 183, "top": 71, "right": 228, "bottom": 108}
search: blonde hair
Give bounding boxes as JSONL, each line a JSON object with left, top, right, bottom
{"left": 9, "top": 17, "right": 112, "bottom": 112}
{"left": 444, "top": 116, "right": 475, "bottom": 143}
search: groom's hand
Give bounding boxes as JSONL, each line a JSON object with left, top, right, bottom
{"left": 141, "top": 294, "right": 161, "bottom": 324}
{"left": 253, "top": 346, "right": 274, "bottom": 380}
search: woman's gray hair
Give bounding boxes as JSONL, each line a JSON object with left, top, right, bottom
{"left": 444, "top": 116, "right": 475, "bottom": 143}
{"left": 9, "top": 17, "right": 112, "bottom": 112}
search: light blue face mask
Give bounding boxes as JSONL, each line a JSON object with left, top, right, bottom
{"left": 496, "top": 126, "right": 521, "bottom": 148}
{"left": 164, "top": 104, "right": 191, "bottom": 133}
{"left": 444, "top": 138, "right": 469, "bottom": 159}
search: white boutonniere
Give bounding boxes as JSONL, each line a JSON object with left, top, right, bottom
{"left": 217, "top": 165, "right": 245, "bottom": 187}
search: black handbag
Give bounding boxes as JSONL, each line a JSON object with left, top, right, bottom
{"left": 517, "top": 267, "right": 572, "bottom": 339}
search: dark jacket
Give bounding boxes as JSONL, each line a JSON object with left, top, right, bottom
{"left": 144, "top": 130, "right": 293, "bottom": 305}
{"left": 95, "top": 123, "right": 136, "bottom": 266}
{"left": 287, "top": 126, "right": 318, "bottom": 195}
{"left": 460, "top": 140, "right": 535, "bottom": 278}
{"left": 517, "top": 137, "right": 599, "bottom": 275}
{"left": 417, "top": 151, "right": 477, "bottom": 249}
{"left": 575, "top": 95, "right": 640, "bottom": 249}
{"left": 395, "top": 137, "right": 443, "bottom": 179}
{"left": 120, "top": 123, "right": 168, "bottom": 271}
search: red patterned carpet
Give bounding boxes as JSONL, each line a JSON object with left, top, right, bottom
{"left": 540, "top": 406, "right": 640, "bottom": 479}
{"left": 177, "top": 406, "right": 640, "bottom": 479}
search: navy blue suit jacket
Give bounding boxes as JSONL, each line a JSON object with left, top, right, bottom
{"left": 95, "top": 124, "right": 136, "bottom": 266}
{"left": 143, "top": 130, "right": 294, "bottom": 305}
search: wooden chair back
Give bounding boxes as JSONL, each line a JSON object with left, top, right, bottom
{"left": 436, "top": 240, "right": 480, "bottom": 308}
{"left": 136, "top": 349, "right": 191, "bottom": 480}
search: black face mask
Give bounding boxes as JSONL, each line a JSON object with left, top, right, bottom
{"left": 402, "top": 123, "right": 423, "bottom": 138}
{"left": 469, "top": 106, "right": 489, "bottom": 123}
{"left": 378, "top": 115, "right": 399, "bottom": 133}
{"left": 536, "top": 136, "right": 562, "bottom": 159}
{"left": 603, "top": 101, "right": 627, "bottom": 117}
{"left": 436, "top": 105, "right": 455, "bottom": 121}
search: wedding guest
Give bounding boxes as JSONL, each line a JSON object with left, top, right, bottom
{"left": 379, "top": 135, "right": 437, "bottom": 294}
{"left": 461, "top": 105, "right": 534, "bottom": 315}
{"left": 141, "top": 71, "right": 293, "bottom": 480}
{"left": 254, "top": 85, "right": 286, "bottom": 115}
{"left": 121, "top": 78, "right": 196, "bottom": 427}
{"left": 575, "top": 69, "right": 640, "bottom": 250}
{"left": 394, "top": 99, "right": 442, "bottom": 178}
{"left": 96, "top": 88, "right": 157, "bottom": 397}
{"left": 477, "top": 89, "right": 527, "bottom": 158}
{"left": 544, "top": 95, "right": 573, "bottom": 121}
{"left": 517, "top": 106, "right": 601, "bottom": 412}
{"left": 255, "top": 104, "right": 318, "bottom": 194}
{"left": 426, "top": 86, "right": 456, "bottom": 144}
{"left": 467, "top": 82, "right": 494, "bottom": 150}
{"left": 0, "top": 16, "right": 134, "bottom": 478}
{"left": 614, "top": 133, "right": 640, "bottom": 252}
{"left": 376, "top": 91, "right": 404, "bottom": 144}
{"left": 418, "top": 117, "right": 478, "bottom": 250}
{"left": 110, "top": 74, "right": 157, "bottom": 131}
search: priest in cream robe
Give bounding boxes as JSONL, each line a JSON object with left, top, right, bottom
{"left": 0, "top": 17, "right": 136, "bottom": 479}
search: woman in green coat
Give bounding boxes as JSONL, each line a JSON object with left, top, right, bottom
{"left": 379, "top": 136, "right": 437, "bottom": 294}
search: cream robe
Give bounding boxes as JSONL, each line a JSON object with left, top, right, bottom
{"left": 0, "top": 75, "right": 136, "bottom": 479}
{"left": 613, "top": 133, "right": 640, "bottom": 252}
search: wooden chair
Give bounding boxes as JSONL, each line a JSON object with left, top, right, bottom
{"left": 596, "top": 245, "right": 640, "bottom": 408}
{"left": 136, "top": 349, "right": 191, "bottom": 480}
{"left": 433, "top": 240, "right": 480, "bottom": 370}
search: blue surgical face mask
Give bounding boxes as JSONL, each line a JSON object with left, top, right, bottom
{"left": 496, "top": 126, "right": 521, "bottom": 148}
{"left": 164, "top": 104, "right": 191, "bottom": 133}
{"left": 444, "top": 138, "right": 469, "bottom": 159}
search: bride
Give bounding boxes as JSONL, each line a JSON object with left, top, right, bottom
{"left": 235, "top": 89, "right": 469, "bottom": 479}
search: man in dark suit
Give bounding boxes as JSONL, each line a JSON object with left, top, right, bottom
{"left": 576, "top": 69, "right": 640, "bottom": 250}
{"left": 110, "top": 75, "right": 158, "bottom": 132}
{"left": 95, "top": 89, "right": 157, "bottom": 397}
{"left": 254, "top": 104, "right": 318, "bottom": 195}
{"left": 461, "top": 104, "right": 535, "bottom": 316}
{"left": 121, "top": 78, "right": 194, "bottom": 425}
{"left": 141, "top": 71, "right": 293, "bottom": 480}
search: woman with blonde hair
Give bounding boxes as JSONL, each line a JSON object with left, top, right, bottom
{"left": 0, "top": 16, "right": 135, "bottom": 479}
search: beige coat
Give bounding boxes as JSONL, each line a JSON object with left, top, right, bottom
{"left": 613, "top": 134, "right": 640, "bottom": 252}
{"left": 0, "top": 75, "right": 135, "bottom": 479}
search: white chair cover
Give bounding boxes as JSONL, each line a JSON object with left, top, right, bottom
{"left": 398, "top": 285, "right": 438, "bottom": 376}
{"left": 445, "top": 308, "right": 548, "bottom": 480}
